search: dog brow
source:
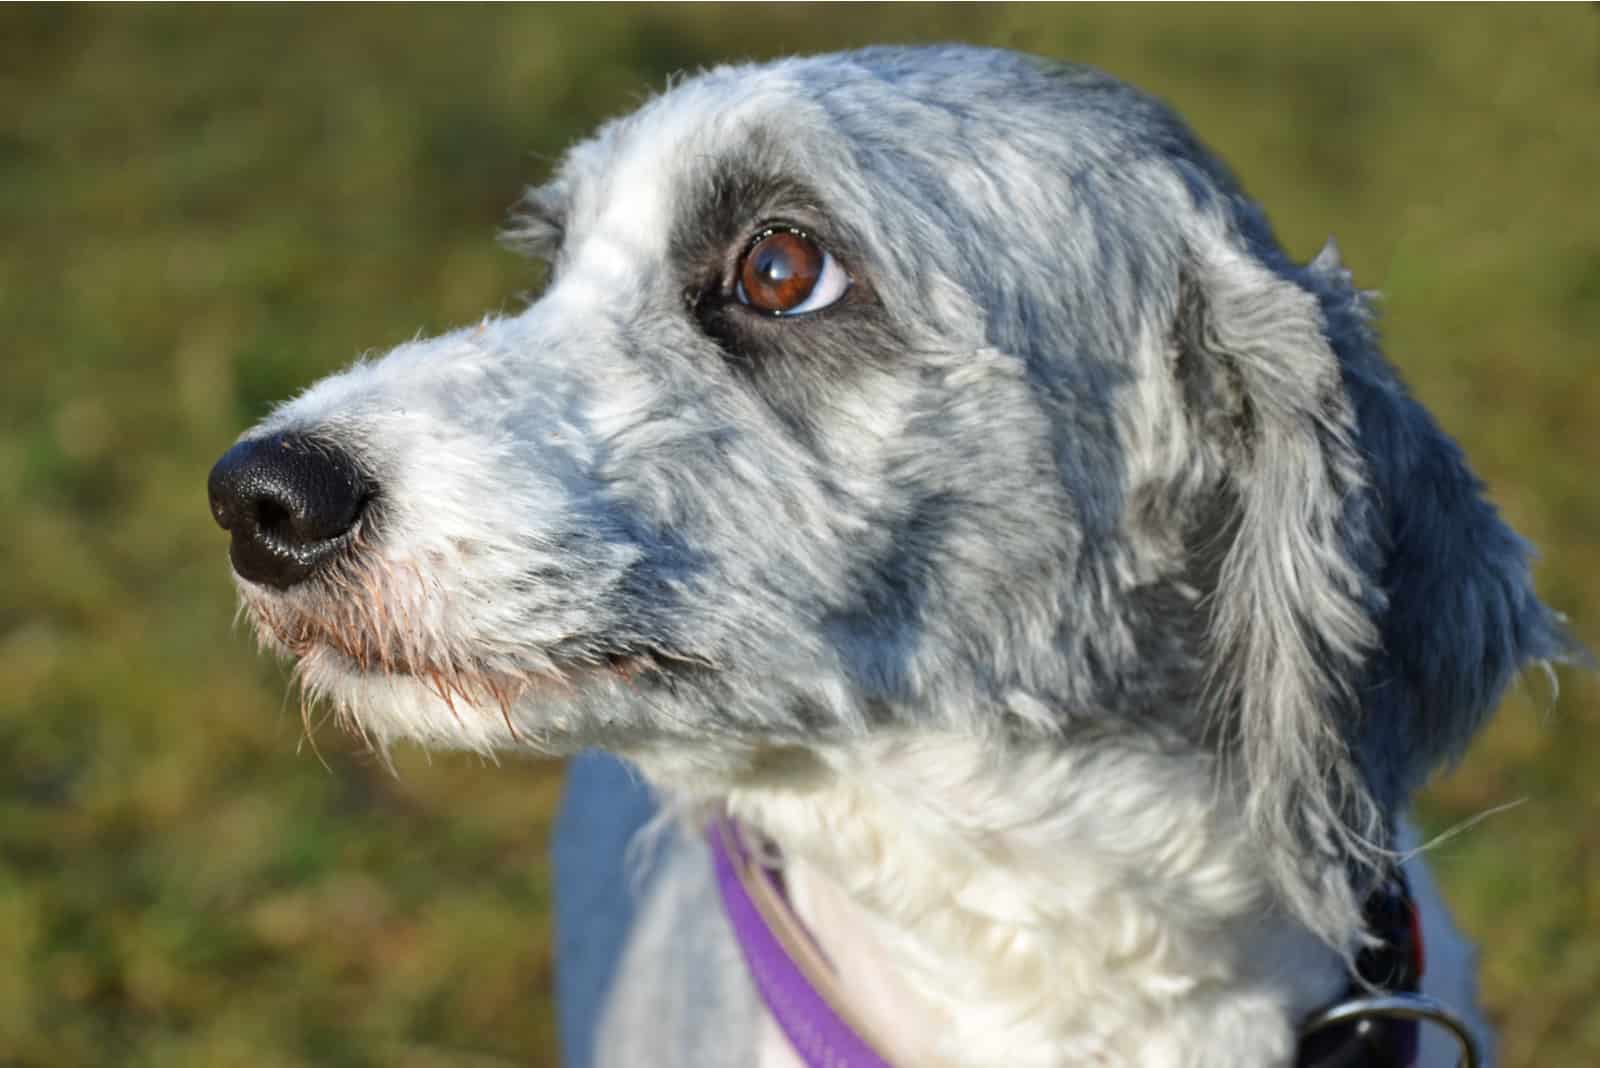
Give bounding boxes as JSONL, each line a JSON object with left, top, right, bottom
{"left": 668, "top": 147, "right": 834, "bottom": 276}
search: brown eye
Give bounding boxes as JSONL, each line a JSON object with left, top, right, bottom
{"left": 735, "top": 228, "right": 848, "bottom": 316}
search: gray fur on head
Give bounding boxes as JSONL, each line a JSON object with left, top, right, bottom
{"left": 229, "top": 45, "right": 1574, "bottom": 948}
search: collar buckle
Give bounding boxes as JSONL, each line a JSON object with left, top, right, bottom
{"left": 1299, "top": 993, "right": 1483, "bottom": 1068}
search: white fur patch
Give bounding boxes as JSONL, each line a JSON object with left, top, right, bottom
{"left": 714, "top": 732, "right": 1350, "bottom": 1068}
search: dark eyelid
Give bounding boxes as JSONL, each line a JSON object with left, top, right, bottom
{"left": 745, "top": 219, "right": 820, "bottom": 253}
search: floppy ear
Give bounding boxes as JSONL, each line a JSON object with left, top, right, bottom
{"left": 1178, "top": 222, "right": 1574, "bottom": 945}
{"left": 1300, "top": 242, "right": 1577, "bottom": 809}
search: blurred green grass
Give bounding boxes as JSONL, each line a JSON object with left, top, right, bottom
{"left": 1, "top": 7, "right": 1596, "bottom": 1066}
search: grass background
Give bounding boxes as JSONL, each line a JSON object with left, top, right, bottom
{"left": 2, "top": 6, "right": 1597, "bottom": 1066}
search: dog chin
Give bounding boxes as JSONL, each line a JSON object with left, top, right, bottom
{"left": 261, "top": 609, "right": 692, "bottom": 756}
{"left": 285, "top": 644, "right": 551, "bottom": 754}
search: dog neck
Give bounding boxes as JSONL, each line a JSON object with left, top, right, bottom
{"left": 716, "top": 733, "right": 1350, "bottom": 1068}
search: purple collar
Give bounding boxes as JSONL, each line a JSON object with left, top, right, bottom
{"left": 708, "top": 813, "right": 1476, "bottom": 1068}
{"left": 707, "top": 813, "right": 896, "bottom": 1068}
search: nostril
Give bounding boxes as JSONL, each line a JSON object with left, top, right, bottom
{"left": 207, "top": 433, "right": 374, "bottom": 589}
{"left": 254, "top": 496, "right": 290, "bottom": 532}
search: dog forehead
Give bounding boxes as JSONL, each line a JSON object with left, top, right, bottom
{"left": 527, "top": 46, "right": 1216, "bottom": 340}
{"left": 556, "top": 47, "right": 1201, "bottom": 240}
{"left": 553, "top": 64, "right": 832, "bottom": 243}
{"left": 547, "top": 48, "right": 1092, "bottom": 233}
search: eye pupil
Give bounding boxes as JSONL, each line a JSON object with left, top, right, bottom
{"left": 739, "top": 229, "right": 824, "bottom": 314}
{"left": 754, "top": 246, "right": 794, "bottom": 283}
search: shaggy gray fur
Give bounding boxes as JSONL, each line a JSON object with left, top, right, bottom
{"left": 223, "top": 45, "right": 1575, "bottom": 1062}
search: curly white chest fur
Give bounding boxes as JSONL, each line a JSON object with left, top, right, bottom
{"left": 707, "top": 736, "right": 1480, "bottom": 1068}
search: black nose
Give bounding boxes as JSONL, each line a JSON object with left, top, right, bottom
{"left": 207, "top": 433, "right": 372, "bottom": 589}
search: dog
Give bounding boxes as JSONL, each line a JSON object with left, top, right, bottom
{"left": 208, "top": 46, "right": 1574, "bottom": 1068}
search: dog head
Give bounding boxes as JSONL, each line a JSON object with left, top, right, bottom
{"left": 209, "top": 46, "right": 1571, "bottom": 943}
